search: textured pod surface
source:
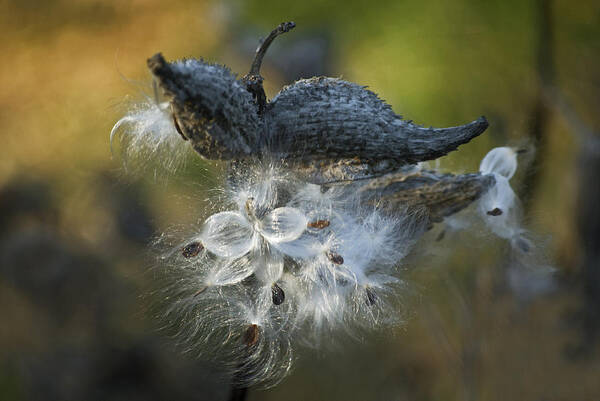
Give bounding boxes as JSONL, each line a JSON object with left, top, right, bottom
{"left": 357, "top": 170, "right": 495, "bottom": 224}
{"left": 266, "top": 77, "right": 488, "bottom": 174}
{"left": 148, "top": 53, "right": 261, "bottom": 159}
{"left": 148, "top": 55, "right": 488, "bottom": 180}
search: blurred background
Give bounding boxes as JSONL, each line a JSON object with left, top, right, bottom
{"left": 1, "top": 0, "right": 599, "bottom": 400}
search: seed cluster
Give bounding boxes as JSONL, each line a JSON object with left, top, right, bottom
{"left": 112, "top": 93, "right": 535, "bottom": 386}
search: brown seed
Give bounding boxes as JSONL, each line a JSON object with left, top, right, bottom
{"left": 327, "top": 251, "right": 344, "bottom": 265}
{"left": 365, "top": 287, "right": 378, "bottom": 306}
{"left": 271, "top": 283, "right": 285, "bottom": 305}
{"left": 487, "top": 207, "right": 503, "bottom": 216}
{"left": 182, "top": 241, "right": 203, "bottom": 258}
{"left": 307, "top": 219, "right": 330, "bottom": 229}
{"left": 193, "top": 286, "right": 207, "bottom": 297}
{"left": 243, "top": 324, "right": 260, "bottom": 347}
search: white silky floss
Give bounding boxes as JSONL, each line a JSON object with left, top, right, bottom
{"left": 110, "top": 100, "right": 190, "bottom": 173}
{"left": 156, "top": 163, "right": 418, "bottom": 386}
{"left": 478, "top": 147, "right": 529, "bottom": 250}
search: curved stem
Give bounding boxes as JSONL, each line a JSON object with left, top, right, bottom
{"left": 243, "top": 22, "right": 296, "bottom": 115}
{"left": 248, "top": 21, "right": 296, "bottom": 77}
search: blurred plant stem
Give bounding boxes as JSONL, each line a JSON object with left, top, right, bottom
{"left": 528, "top": 0, "right": 600, "bottom": 353}
{"left": 522, "top": 0, "right": 555, "bottom": 211}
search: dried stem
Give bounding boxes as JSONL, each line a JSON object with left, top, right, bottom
{"left": 248, "top": 21, "right": 296, "bottom": 77}
{"left": 243, "top": 21, "right": 296, "bottom": 115}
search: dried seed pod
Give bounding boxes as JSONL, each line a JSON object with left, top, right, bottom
{"left": 365, "top": 287, "right": 378, "bottom": 306}
{"left": 150, "top": 57, "right": 488, "bottom": 183}
{"left": 268, "top": 79, "right": 488, "bottom": 179}
{"left": 307, "top": 219, "right": 330, "bottom": 229}
{"left": 243, "top": 324, "right": 260, "bottom": 347}
{"left": 487, "top": 207, "right": 503, "bottom": 216}
{"left": 271, "top": 283, "right": 285, "bottom": 305}
{"left": 327, "top": 251, "right": 344, "bottom": 265}
{"left": 182, "top": 241, "right": 203, "bottom": 258}
{"left": 147, "top": 53, "right": 260, "bottom": 160}
{"left": 357, "top": 171, "right": 495, "bottom": 224}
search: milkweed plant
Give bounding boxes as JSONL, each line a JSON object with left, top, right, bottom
{"left": 111, "top": 22, "right": 547, "bottom": 387}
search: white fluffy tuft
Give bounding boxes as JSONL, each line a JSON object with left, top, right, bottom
{"left": 152, "top": 162, "right": 424, "bottom": 386}
{"left": 110, "top": 100, "right": 191, "bottom": 175}
{"left": 478, "top": 147, "right": 528, "bottom": 250}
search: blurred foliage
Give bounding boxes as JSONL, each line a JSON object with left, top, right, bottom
{"left": 1, "top": 0, "right": 599, "bottom": 400}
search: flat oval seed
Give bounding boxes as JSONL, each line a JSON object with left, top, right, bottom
{"left": 193, "top": 286, "right": 207, "bottom": 297}
{"left": 327, "top": 251, "right": 344, "bottom": 265}
{"left": 271, "top": 283, "right": 285, "bottom": 305}
{"left": 307, "top": 219, "right": 330, "bottom": 229}
{"left": 486, "top": 207, "right": 503, "bottom": 216}
{"left": 182, "top": 241, "right": 203, "bottom": 258}
{"left": 243, "top": 324, "right": 260, "bottom": 347}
